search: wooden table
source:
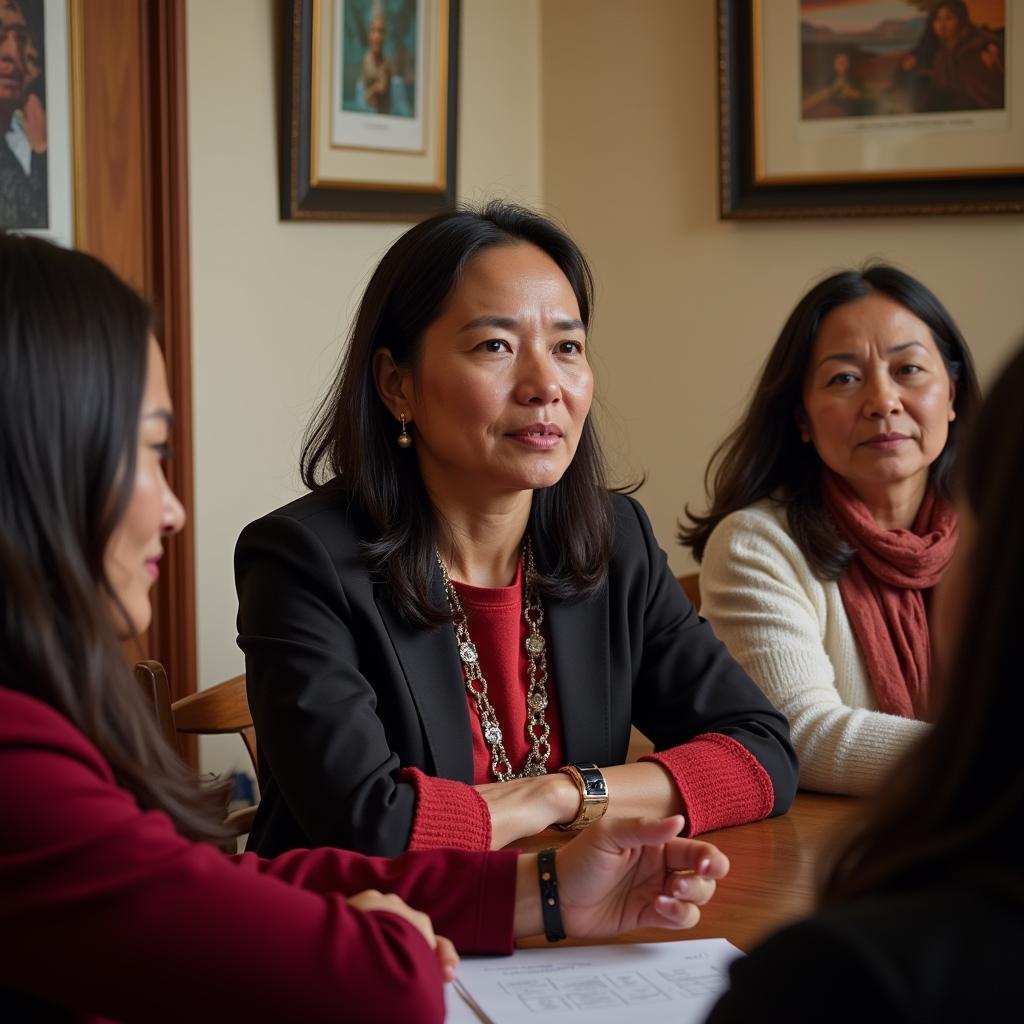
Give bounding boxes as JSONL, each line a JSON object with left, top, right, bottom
{"left": 515, "top": 792, "right": 859, "bottom": 952}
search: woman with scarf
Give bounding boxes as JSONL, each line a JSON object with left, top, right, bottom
{"left": 681, "top": 266, "right": 979, "bottom": 796}
{"left": 706, "top": 340, "right": 1024, "bottom": 1022}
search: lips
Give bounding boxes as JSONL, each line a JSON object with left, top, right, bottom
{"left": 145, "top": 552, "right": 163, "bottom": 579}
{"left": 859, "top": 432, "right": 911, "bottom": 449}
{"left": 505, "top": 422, "right": 564, "bottom": 450}
{"left": 506, "top": 423, "right": 564, "bottom": 438}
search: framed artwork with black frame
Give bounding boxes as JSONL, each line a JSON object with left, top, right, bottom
{"left": 0, "top": 0, "right": 76, "bottom": 244}
{"left": 719, "top": 0, "right": 1024, "bottom": 218}
{"left": 281, "top": 0, "right": 459, "bottom": 222}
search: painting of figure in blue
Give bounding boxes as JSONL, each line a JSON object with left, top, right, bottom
{"left": 340, "top": 0, "right": 417, "bottom": 120}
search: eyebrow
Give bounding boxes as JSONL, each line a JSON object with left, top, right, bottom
{"left": 816, "top": 341, "right": 926, "bottom": 368}
{"left": 458, "top": 314, "right": 585, "bottom": 333}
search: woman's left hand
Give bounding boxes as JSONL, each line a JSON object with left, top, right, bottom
{"left": 555, "top": 815, "right": 729, "bottom": 936}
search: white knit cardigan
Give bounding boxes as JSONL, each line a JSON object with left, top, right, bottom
{"left": 700, "top": 498, "right": 928, "bottom": 796}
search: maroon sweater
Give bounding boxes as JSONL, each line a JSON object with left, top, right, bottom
{"left": 0, "top": 688, "right": 517, "bottom": 1023}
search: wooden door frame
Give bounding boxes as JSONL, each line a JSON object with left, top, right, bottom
{"left": 73, "top": 0, "right": 198, "bottom": 760}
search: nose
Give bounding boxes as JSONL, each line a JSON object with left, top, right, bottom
{"left": 514, "top": 346, "right": 561, "bottom": 406}
{"left": 862, "top": 374, "right": 902, "bottom": 419}
{"left": 0, "top": 30, "right": 22, "bottom": 63}
{"left": 161, "top": 477, "right": 187, "bottom": 537}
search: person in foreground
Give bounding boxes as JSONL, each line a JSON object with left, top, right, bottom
{"left": 235, "top": 202, "right": 797, "bottom": 859}
{"left": 706, "top": 340, "right": 1024, "bottom": 1023}
{"left": 681, "top": 266, "right": 979, "bottom": 795}
{"left": 0, "top": 234, "right": 731, "bottom": 1023}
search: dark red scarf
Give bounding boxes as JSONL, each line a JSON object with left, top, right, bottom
{"left": 822, "top": 471, "right": 958, "bottom": 720}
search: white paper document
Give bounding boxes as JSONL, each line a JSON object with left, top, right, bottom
{"left": 444, "top": 939, "right": 743, "bottom": 1023}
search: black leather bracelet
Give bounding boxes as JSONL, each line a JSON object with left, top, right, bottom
{"left": 537, "top": 848, "right": 566, "bottom": 942}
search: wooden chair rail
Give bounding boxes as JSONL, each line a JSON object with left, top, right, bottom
{"left": 134, "top": 660, "right": 258, "bottom": 837}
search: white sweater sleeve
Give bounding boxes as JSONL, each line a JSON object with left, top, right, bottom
{"left": 700, "top": 505, "right": 928, "bottom": 796}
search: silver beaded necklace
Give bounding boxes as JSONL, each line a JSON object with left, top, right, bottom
{"left": 436, "top": 539, "right": 552, "bottom": 782}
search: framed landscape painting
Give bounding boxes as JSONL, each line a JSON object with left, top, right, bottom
{"left": 719, "top": 0, "right": 1024, "bottom": 217}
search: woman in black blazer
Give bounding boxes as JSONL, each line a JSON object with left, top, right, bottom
{"left": 236, "top": 202, "right": 797, "bottom": 858}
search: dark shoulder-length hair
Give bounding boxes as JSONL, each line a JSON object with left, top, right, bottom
{"left": 0, "top": 233, "right": 227, "bottom": 844}
{"left": 680, "top": 264, "right": 980, "bottom": 579}
{"left": 821, "top": 340, "right": 1024, "bottom": 902}
{"left": 301, "top": 200, "right": 614, "bottom": 626}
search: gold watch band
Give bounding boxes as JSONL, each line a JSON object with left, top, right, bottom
{"left": 557, "top": 762, "right": 609, "bottom": 830}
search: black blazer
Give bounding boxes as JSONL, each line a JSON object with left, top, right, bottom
{"left": 235, "top": 486, "right": 797, "bottom": 857}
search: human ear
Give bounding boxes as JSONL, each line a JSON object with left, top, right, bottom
{"left": 947, "top": 376, "right": 957, "bottom": 422}
{"left": 373, "top": 348, "right": 414, "bottom": 421}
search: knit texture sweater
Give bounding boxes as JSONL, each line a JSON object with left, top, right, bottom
{"left": 701, "top": 498, "right": 928, "bottom": 795}
{"left": 404, "top": 571, "right": 774, "bottom": 848}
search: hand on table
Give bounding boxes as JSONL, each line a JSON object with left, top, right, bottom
{"left": 556, "top": 815, "right": 729, "bottom": 936}
{"left": 348, "top": 888, "right": 459, "bottom": 981}
{"left": 475, "top": 773, "right": 578, "bottom": 849}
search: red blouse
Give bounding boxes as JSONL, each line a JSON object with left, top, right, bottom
{"left": 404, "top": 567, "right": 774, "bottom": 850}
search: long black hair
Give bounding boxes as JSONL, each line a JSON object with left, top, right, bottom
{"left": 680, "top": 264, "right": 980, "bottom": 579}
{"left": 301, "top": 201, "right": 614, "bottom": 626}
{"left": 0, "top": 233, "right": 227, "bottom": 843}
{"left": 822, "top": 340, "right": 1024, "bottom": 901}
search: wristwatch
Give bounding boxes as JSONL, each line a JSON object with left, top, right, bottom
{"left": 557, "top": 762, "right": 609, "bottom": 830}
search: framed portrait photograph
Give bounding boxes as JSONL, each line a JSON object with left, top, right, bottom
{"left": 0, "top": 0, "right": 74, "bottom": 244}
{"left": 719, "top": 0, "right": 1024, "bottom": 217}
{"left": 281, "top": 0, "right": 459, "bottom": 221}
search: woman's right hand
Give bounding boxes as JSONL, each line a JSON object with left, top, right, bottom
{"left": 347, "top": 889, "right": 459, "bottom": 981}
{"left": 475, "top": 773, "right": 580, "bottom": 849}
{"left": 512, "top": 815, "right": 730, "bottom": 939}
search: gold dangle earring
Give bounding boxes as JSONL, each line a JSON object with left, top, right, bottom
{"left": 397, "top": 413, "right": 412, "bottom": 448}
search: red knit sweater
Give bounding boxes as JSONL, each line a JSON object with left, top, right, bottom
{"left": 404, "top": 570, "right": 774, "bottom": 850}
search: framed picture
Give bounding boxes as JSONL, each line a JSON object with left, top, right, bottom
{"left": 0, "top": 0, "right": 75, "bottom": 244}
{"left": 719, "top": 0, "right": 1024, "bottom": 217}
{"left": 281, "top": 0, "right": 459, "bottom": 221}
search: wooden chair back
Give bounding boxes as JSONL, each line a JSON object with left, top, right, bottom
{"left": 134, "top": 660, "right": 258, "bottom": 836}
{"left": 678, "top": 571, "right": 701, "bottom": 611}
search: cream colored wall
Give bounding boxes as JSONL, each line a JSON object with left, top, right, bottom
{"left": 187, "top": 0, "right": 543, "bottom": 774}
{"left": 540, "top": 0, "right": 1024, "bottom": 575}
{"left": 188, "top": 0, "right": 1024, "bottom": 779}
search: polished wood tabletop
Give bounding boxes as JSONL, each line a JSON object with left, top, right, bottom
{"left": 515, "top": 792, "right": 859, "bottom": 952}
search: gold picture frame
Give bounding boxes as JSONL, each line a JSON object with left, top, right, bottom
{"left": 281, "top": 0, "right": 459, "bottom": 221}
{"left": 720, "top": 0, "right": 1024, "bottom": 218}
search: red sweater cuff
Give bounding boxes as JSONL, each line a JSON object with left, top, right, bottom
{"left": 402, "top": 767, "right": 492, "bottom": 851}
{"left": 640, "top": 733, "right": 774, "bottom": 836}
